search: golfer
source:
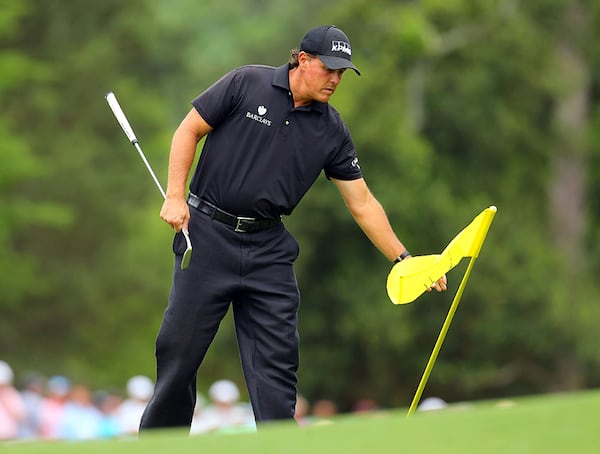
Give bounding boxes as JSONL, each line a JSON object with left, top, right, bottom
{"left": 139, "top": 25, "right": 447, "bottom": 431}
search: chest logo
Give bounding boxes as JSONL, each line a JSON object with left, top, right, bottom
{"left": 245, "top": 105, "right": 272, "bottom": 127}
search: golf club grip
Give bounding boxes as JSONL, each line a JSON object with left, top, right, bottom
{"left": 105, "top": 92, "right": 138, "bottom": 144}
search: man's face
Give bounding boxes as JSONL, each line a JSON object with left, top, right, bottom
{"left": 302, "top": 53, "right": 346, "bottom": 103}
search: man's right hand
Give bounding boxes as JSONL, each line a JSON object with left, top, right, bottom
{"left": 160, "top": 196, "right": 190, "bottom": 233}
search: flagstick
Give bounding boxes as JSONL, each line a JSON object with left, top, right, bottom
{"left": 406, "top": 256, "right": 478, "bottom": 417}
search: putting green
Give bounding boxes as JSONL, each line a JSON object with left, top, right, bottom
{"left": 3, "top": 389, "right": 597, "bottom": 453}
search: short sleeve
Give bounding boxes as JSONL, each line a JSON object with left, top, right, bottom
{"left": 191, "top": 69, "right": 242, "bottom": 128}
{"left": 324, "top": 126, "right": 363, "bottom": 181}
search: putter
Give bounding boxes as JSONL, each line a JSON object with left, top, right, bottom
{"left": 105, "top": 92, "right": 192, "bottom": 270}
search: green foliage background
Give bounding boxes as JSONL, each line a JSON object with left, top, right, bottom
{"left": 1, "top": 0, "right": 600, "bottom": 411}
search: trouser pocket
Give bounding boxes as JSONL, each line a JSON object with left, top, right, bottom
{"left": 172, "top": 231, "right": 188, "bottom": 256}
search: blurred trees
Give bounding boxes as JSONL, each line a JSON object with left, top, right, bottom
{"left": 1, "top": 0, "right": 600, "bottom": 410}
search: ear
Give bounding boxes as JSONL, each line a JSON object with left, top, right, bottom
{"left": 298, "top": 51, "right": 311, "bottom": 69}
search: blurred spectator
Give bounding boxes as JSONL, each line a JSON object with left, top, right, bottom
{"left": 18, "top": 372, "right": 45, "bottom": 439}
{"left": 418, "top": 396, "right": 448, "bottom": 412}
{"left": 57, "top": 384, "right": 102, "bottom": 440}
{"left": 294, "top": 394, "right": 311, "bottom": 426}
{"left": 311, "top": 399, "right": 337, "bottom": 419}
{"left": 115, "top": 375, "right": 154, "bottom": 435}
{"left": 352, "top": 398, "right": 379, "bottom": 414}
{"left": 0, "top": 360, "right": 26, "bottom": 440}
{"left": 190, "top": 393, "right": 207, "bottom": 431}
{"left": 94, "top": 390, "right": 122, "bottom": 438}
{"left": 310, "top": 399, "right": 337, "bottom": 426}
{"left": 38, "top": 375, "right": 71, "bottom": 439}
{"left": 191, "top": 379, "right": 255, "bottom": 434}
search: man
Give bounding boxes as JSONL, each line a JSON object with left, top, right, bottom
{"left": 139, "top": 25, "right": 447, "bottom": 431}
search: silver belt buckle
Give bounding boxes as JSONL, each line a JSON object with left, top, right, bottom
{"left": 234, "top": 216, "right": 256, "bottom": 233}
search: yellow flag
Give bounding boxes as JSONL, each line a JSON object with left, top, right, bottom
{"left": 387, "top": 206, "right": 497, "bottom": 305}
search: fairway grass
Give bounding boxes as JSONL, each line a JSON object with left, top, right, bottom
{"left": 3, "top": 389, "right": 598, "bottom": 453}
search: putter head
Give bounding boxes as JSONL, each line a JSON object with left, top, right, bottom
{"left": 181, "top": 228, "right": 193, "bottom": 270}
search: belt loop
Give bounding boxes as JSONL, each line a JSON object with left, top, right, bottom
{"left": 203, "top": 199, "right": 217, "bottom": 219}
{"left": 187, "top": 193, "right": 199, "bottom": 209}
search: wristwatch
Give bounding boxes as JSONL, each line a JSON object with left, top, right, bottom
{"left": 393, "top": 250, "right": 411, "bottom": 264}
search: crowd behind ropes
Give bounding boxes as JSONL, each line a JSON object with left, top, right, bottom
{"left": 1, "top": 359, "right": 409, "bottom": 441}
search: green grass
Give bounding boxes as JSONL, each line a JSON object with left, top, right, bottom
{"left": 3, "top": 390, "right": 598, "bottom": 453}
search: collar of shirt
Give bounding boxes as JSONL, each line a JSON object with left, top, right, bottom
{"left": 272, "top": 64, "right": 327, "bottom": 114}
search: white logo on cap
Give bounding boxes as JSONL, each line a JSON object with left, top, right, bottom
{"left": 332, "top": 40, "right": 352, "bottom": 56}
{"left": 258, "top": 105, "right": 267, "bottom": 116}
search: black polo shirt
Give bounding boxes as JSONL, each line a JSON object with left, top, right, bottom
{"left": 189, "top": 63, "right": 362, "bottom": 219}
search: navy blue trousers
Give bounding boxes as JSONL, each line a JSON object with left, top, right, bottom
{"left": 139, "top": 207, "right": 300, "bottom": 430}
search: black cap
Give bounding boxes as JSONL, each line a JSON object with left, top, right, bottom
{"left": 299, "top": 25, "right": 361, "bottom": 76}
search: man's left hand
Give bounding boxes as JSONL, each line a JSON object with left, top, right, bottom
{"left": 428, "top": 275, "right": 448, "bottom": 293}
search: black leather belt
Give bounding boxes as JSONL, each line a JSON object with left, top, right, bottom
{"left": 187, "top": 193, "right": 281, "bottom": 233}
